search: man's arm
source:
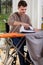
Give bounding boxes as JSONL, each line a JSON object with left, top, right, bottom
{"left": 13, "top": 21, "right": 30, "bottom": 27}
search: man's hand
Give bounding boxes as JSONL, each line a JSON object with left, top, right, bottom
{"left": 33, "top": 28, "right": 40, "bottom": 32}
{"left": 24, "top": 25, "right": 30, "bottom": 30}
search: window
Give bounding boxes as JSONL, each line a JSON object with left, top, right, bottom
{"left": 0, "top": 0, "right": 12, "bottom": 32}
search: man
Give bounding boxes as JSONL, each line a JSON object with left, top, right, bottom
{"left": 8, "top": 0, "right": 33, "bottom": 65}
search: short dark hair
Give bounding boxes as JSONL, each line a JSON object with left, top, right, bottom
{"left": 18, "top": 0, "right": 27, "bottom": 8}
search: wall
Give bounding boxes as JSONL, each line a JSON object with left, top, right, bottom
{"left": 12, "top": 0, "right": 20, "bottom": 13}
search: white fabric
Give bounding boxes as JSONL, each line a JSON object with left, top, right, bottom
{"left": 26, "top": 31, "right": 43, "bottom": 65}
{"left": 20, "top": 25, "right": 35, "bottom": 33}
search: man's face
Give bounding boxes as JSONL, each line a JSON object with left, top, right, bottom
{"left": 18, "top": 6, "right": 27, "bottom": 15}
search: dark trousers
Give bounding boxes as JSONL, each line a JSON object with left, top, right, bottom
{"left": 12, "top": 37, "right": 26, "bottom": 65}
{"left": 12, "top": 37, "right": 32, "bottom": 65}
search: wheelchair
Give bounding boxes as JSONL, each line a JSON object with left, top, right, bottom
{"left": 0, "top": 22, "right": 33, "bottom": 65}
{"left": 0, "top": 35, "right": 33, "bottom": 65}
{"left": 0, "top": 37, "right": 18, "bottom": 65}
